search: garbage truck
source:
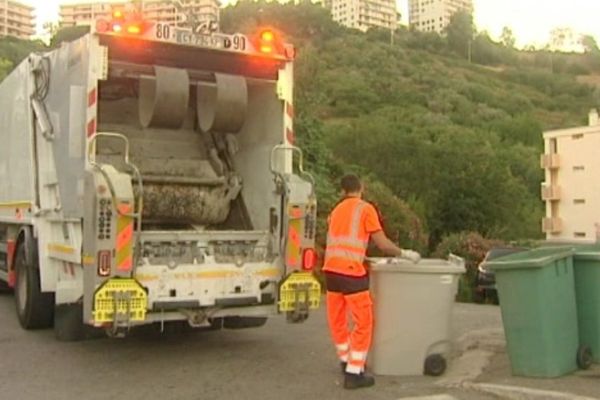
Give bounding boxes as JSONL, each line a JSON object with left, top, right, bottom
{"left": 0, "top": 12, "right": 320, "bottom": 340}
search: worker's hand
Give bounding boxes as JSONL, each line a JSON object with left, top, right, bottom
{"left": 400, "top": 249, "right": 421, "bottom": 264}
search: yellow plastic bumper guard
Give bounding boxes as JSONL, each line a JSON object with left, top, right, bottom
{"left": 93, "top": 278, "right": 148, "bottom": 324}
{"left": 278, "top": 272, "right": 321, "bottom": 321}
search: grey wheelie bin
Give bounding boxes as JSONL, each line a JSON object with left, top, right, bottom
{"left": 369, "top": 256, "right": 465, "bottom": 376}
{"left": 484, "top": 246, "right": 590, "bottom": 377}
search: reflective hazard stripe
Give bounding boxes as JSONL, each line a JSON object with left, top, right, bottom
{"left": 324, "top": 249, "right": 365, "bottom": 263}
{"left": 326, "top": 236, "right": 368, "bottom": 248}
{"left": 336, "top": 342, "right": 349, "bottom": 362}
{"left": 115, "top": 204, "right": 133, "bottom": 272}
{"left": 346, "top": 350, "right": 368, "bottom": 374}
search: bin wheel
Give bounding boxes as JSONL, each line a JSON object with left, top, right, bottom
{"left": 424, "top": 354, "right": 447, "bottom": 376}
{"left": 577, "top": 345, "right": 593, "bottom": 370}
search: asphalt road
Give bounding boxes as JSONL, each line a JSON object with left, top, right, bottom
{"left": 0, "top": 292, "right": 499, "bottom": 400}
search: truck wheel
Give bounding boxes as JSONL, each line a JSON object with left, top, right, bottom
{"left": 424, "top": 354, "right": 447, "bottom": 376}
{"left": 14, "top": 241, "right": 54, "bottom": 329}
{"left": 54, "top": 303, "right": 85, "bottom": 341}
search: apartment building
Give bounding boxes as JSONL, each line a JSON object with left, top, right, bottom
{"left": 324, "top": 0, "right": 399, "bottom": 32}
{"left": 541, "top": 110, "right": 600, "bottom": 244}
{"left": 409, "top": 0, "right": 473, "bottom": 34}
{"left": 59, "top": 0, "right": 220, "bottom": 29}
{"left": 0, "top": 0, "right": 35, "bottom": 40}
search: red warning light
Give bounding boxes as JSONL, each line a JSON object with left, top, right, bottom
{"left": 113, "top": 10, "right": 123, "bottom": 19}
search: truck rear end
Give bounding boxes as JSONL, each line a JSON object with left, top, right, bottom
{"left": 0, "top": 12, "right": 320, "bottom": 339}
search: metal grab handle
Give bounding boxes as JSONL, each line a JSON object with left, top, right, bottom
{"left": 269, "top": 144, "right": 315, "bottom": 189}
{"left": 87, "top": 132, "right": 144, "bottom": 220}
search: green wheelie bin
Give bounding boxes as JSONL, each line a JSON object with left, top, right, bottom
{"left": 484, "top": 246, "right": 589, "bottom": 377}
{"left": 573, "top": 247, "right": 600, "bottom": 364}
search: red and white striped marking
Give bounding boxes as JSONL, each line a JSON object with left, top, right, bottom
{"left": 86, "top": 87, "right": 98, "bottom": 138}
{"left": 284, "top": 101, "right": 295, "bottom": 145}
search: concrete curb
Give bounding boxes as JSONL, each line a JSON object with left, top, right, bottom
{"left": 463, "top": 382, "right": 600, "bottom": 400}
{"left": 397, "top": 395, "right": 458, "bottom": 400}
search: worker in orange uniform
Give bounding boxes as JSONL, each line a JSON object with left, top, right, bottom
{"left": 323, "top": 174, "right": 421, "bottom": 390}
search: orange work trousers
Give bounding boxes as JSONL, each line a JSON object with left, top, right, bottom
{"left": 326, "top": 290, "right": 373, "bottom": 374}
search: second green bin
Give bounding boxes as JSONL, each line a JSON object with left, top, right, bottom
{"left": 573, "top": 249, "right": 600, "bottom": 363}
{"left": 484, "top": 247, "right": 580, "bottom": 377}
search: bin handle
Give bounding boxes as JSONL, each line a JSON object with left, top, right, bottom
{"left": 448, "top": 253, "right": 464, "bottom": 266}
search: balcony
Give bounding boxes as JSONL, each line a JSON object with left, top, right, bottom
{"left": 540, "top": 153, "right": 560, "bottom": 170}
{"left": 541, "top": 184, "right": 561, "bottom": 201}
{"left": 542, "top": 217, "right": 563, "bottom": 234}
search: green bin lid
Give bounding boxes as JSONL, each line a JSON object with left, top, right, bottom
{"left": 484, "top": 246, "right": 574, "bottom": 271}
{"left": 368, "top": 256, "right": 465, "bottom": 274}
{"left": 574, "top": 249, "right": 600, "bottom": 262}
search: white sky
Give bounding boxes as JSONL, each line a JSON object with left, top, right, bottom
{"left": 25, "top": 0, "right": 600, "bottom": 48}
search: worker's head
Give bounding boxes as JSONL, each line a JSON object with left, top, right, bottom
{"left": 340, "top": 174, "right": 363, "bottom": 197}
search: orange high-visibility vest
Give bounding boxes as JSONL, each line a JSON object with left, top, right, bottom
{"left": 323, "top": 197, "right": 382, "bottom": 277}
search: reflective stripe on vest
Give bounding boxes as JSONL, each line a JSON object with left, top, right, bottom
{"left": 325, "top": 201, "right": 368, "bottom": 264}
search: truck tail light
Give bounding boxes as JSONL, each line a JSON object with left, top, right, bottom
{"left": 97, "top": 250, "right": 112, "bottom": 277}
{"left": 95, "top": 10, "right": 146, "bottom": 36}
{"left": 302, "top": 248, "right": 317, "bottom": 271}
{"left": 259, "top": 30, "right": 275, "bottom": 54}
{"left": 127, "top": 24, "right": 141, "bottom": 34}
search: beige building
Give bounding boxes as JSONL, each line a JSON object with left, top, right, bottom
{"left": 0, "top": 0, "right": 35, "bottom": 40}
{"left": 59, "top": 0, "right": 220, "bottom": 29}
{"left": 541, "top": 110, "right": 600, "bottom": 243}
{"left": 324, "top": 0, "right": 399, "bottom": 32}
{"left": 409, "top": 0, "right": 473, "bottom": 34}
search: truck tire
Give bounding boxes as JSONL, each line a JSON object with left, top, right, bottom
{"left": 14, "top": 241, "right": 54, "bottom": 329}
{"left": 54, "top": 303, "right": 85, "bottom": 341}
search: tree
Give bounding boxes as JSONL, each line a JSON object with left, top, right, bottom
{"left": 0, "top": 58, "right": 12, "bottom": 81}
{"left": 445, "top": 10, "right": 475, "bottom": 60}
{"left": 580, "top": 34, "right": 599, "bottom": 54}
{"left": 50, "top": 26, "right": 90, "bottom": 48}
{"left": 501, "top": 26, "right": 516, "bottom": 48}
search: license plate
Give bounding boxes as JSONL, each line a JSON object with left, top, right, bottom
{"left": 152, "top": 23, "right": 249, "bottom": 52}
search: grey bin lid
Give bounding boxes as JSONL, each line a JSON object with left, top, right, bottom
{"left": 368, "top": 257, "right": 465, "bottom": 274}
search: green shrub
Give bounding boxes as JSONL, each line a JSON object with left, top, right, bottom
{"left": 434, "top": 232, "right": 503, "bottom": 302}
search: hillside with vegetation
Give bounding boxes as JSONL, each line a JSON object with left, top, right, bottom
{"left": 2, "top": 2, "right": 599, "bottom": 272}
{"left": 221, "top": 2, "right": 600, "bottom": 253}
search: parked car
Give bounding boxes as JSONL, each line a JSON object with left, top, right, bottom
{"left": 474, "top": 246, "right": 527, "bottom": 304}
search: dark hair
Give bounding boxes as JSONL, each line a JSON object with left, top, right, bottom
{"left": 340, "top": 174, "right": 362, "bottom": 193}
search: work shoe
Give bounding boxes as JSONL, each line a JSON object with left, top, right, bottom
{"left": 343, "top": 372, "right": 375, "bottom": 390}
